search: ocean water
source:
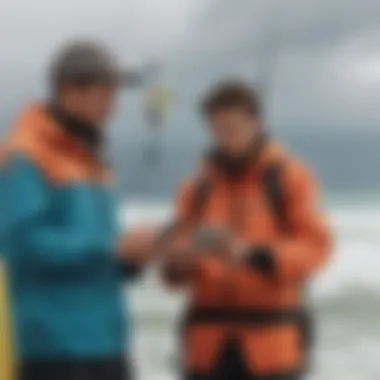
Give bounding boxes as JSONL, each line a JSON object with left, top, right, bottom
{"left": 121, "top": 199, "right": 380, "bottom": 380}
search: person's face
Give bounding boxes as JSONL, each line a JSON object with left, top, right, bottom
{"left": 62, "top": 83, "right": 118, "bottom": 125}
{"left": 208, "top": 107, "right": 261, "bottom": 156}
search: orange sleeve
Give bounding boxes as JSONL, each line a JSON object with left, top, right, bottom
{"left": 174, "top": 178, "right": 197, "bottom": 220}
{"left": 160, "top": 178, "right": 195, "bottom": 288}
{"left": 268, "top": 161, "right": 333, "bottom": 283}
{"left": 161, "top": 177, "right": 226, "bottom": 288}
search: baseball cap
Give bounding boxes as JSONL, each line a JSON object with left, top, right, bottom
{"left": 50, "top": 40, "right": 136, "bottom": 89}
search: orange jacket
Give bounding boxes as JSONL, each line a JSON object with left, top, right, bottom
{"left": 163, "top": 141, "right": 332, "bottom": 377}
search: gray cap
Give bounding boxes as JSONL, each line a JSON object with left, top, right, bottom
{"left": 50, "top": 40, "right": 138, "bottom": 89}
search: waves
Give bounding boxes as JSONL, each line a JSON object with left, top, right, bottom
{"left": 121, "top": 200, "right": 380, "bottom": 317}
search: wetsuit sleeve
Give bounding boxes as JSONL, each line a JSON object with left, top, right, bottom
{"left": 252, "top": 163, "right": 332, "bottom": 283}
{"left": 3, "top": 155, "right": 102, "bottom": 270}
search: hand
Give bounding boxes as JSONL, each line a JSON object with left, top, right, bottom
{"left": 224, "top": 236, "right": 249, "bottom": 265}
{"left": 192, "top": 226, "right": 247, "bottom": 264}
{"left": 192, "top": 226, "right": 231, "bottom": 254}
{"left": 162, "top": 234, "right": 196, "bottom": 281}
{"left": 119, "top": 225, "right": 160, "bottom": 264}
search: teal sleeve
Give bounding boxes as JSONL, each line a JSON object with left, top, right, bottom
{"left": 3, "top": 155, "right": 100, "bottom": 269}
{"left": 112, "top": 192, "right": 144, "bottom": 282}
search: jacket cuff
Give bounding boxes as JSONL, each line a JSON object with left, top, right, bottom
{"left": 244, "top": 245, "right": 276, "bottom": 274}
{"left": 121, "top": 261, "right": 145, "bottom": 280}
{"left": 162, "top": 262, "right": 188, "bottom": 283}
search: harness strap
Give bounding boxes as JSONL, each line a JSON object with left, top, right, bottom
{"left": 186, "top": 307, "right": 306, "bottom": 326}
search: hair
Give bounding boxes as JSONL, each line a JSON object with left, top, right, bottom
{"left": 201, "top": 80, "right": 262, "bottom": 118}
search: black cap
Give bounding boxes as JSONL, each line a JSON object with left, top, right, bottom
{"left": 50, "top": 40, "right": 134, "bottom": 89}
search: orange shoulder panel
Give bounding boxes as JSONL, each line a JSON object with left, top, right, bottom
{"left": 270, "top": 155, "right": 332, "bottom": 282}
{"left": 3, "top": 104, "right": 112, "bottom": 184}
{"left": 281, "top": 156, "right": 320, "bottom": 211}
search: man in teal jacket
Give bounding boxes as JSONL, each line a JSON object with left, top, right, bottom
{"left": 1, "top": 41, "right": 156, "bottom": 380}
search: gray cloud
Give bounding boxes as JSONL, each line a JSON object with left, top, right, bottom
{"left": 0, "top": 0, "right": 210, "bottom": 126}
{"left": 1, "top": 0, "right": 380, "bottom": 138}
{"left": 0, "top": 0, "right": 209, "bottom": 68}
{"left": 163, "top": 0, "right": 380, "bottom": 135}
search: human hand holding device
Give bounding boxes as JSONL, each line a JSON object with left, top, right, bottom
{"left": 119, "top": 225, "right": 160, "bottom": 264}
{"left": 192, "top": 226, "right": 248, "bottom": 264}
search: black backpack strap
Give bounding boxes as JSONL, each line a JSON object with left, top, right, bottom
{"left": 262, "top": 161, "right": 290, "bottom": 234}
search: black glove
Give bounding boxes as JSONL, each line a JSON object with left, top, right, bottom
{"left": 244, "top": 245, "right": 276, "bottom": 274}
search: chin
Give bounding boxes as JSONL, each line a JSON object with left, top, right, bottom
{"left": 224, "top": 146, "right": 244, "bottom": 156}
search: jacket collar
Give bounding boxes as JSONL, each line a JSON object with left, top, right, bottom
{"left": 47, "top": 103, "right": 103, "bottom": 157}
{"left": 8, "top": 103, "right": 104, "bottom": 165}
{"left": 206, "top": 133, "right": 268, "bottom": 179}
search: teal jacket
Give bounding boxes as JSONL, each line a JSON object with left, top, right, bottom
{"left": 1, "top": 105, "right": 135, "bottom": 360}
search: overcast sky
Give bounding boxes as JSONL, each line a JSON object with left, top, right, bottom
{"left": 1, "top": 0, "right": 380, "bottom": 138}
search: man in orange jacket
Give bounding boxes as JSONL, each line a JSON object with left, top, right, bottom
{"left": 160, "top": 81, "right": 332, "bottom": 380}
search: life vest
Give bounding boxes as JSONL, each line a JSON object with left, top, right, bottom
{"left": 170, "top": 142, "right": 331, "bottom": 379}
